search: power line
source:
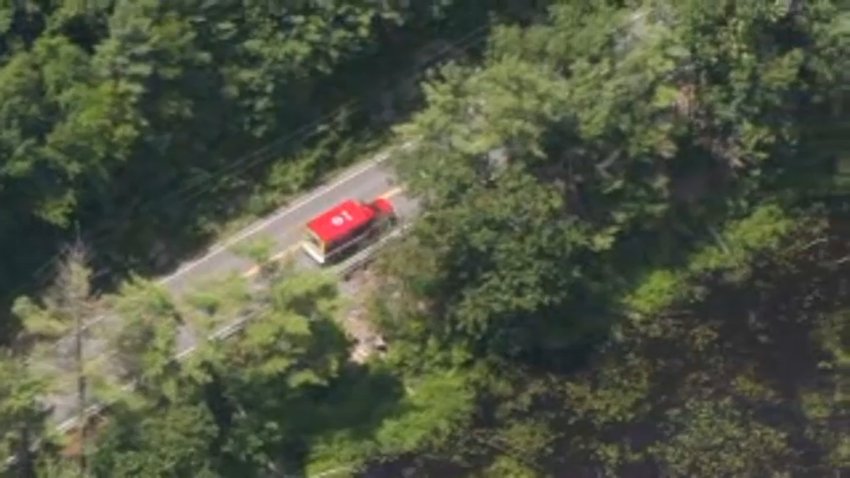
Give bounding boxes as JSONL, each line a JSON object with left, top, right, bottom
{"left": 4, "top": 223, "right": 410, "bottom": 471}
{"left": 93, "top": 24, "right": 491, "bottom": 238}
{"left": 3, "top": 23, "right": 493, "bottom": 304}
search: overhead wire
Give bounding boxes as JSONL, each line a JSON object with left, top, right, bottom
{"left": 2, "top": 22, "right": 494, "bottom": 305}
{"left": 2, "top": 22, "right": 498, "bottom": 469}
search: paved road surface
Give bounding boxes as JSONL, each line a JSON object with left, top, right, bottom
{"left": 162, "top": 150, "right": 415, "bottom": 293}
{"left": 45, "top": 144, "right": 420, "bottom": 428}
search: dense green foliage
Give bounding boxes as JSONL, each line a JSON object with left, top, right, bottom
{"left": 0, "top": 0, "right": 532, "bottom": 326}
{"left": 0, "top": 0, "right": 848, "bottom": 477}
{"left": 363, "top": 0, "right": 849, "bottom": 475}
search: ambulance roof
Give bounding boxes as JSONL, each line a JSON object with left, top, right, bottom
{"left": 306, "top": 199, "right": 376, "bottom": 243}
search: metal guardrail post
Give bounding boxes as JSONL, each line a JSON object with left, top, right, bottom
{"left": 42, "top": 220, "right": 413, "bottom": 453}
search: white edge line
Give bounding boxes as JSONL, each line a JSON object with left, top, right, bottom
{"left": 60, "top": 142, "right": 411, "bottom": 336}
{"left": 159, "top": 150, "right": 394, "bottom": 285}
{"left": 8, "top": 140, "right": 420, "bottom": 466}
{"left": 48, "top": 221, "right": 413, "bottom": 446}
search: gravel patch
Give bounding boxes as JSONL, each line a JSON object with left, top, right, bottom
{"left": 338, "top": 267, "right": 386, "bottom": 363}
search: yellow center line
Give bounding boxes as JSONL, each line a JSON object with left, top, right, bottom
{"left": 240, "top": 186, "right": 404, "bottom": 278}
{"left": 379, "top": 186, "right": 403, "bottom": 200}
{"left": 270, "top": 248, "right": 295, "bottom": 261}
{"left": 241, "top": 246, "right": 298, "bottom": 278}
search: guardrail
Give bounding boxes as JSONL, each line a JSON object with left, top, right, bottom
{"left": 47, "top": 141, "right": 417, "bottom": 352}
{"left": 3, "top": 136, "right": 421, "bottom": 473}
{"left": 333, "top": 222, "right": 411, "bottom": 278}
{"left": 5, "top": 214, "right": 412, "bottom": 466}
{"left": 43, "top": 220, "right": 413, "bottom": 452}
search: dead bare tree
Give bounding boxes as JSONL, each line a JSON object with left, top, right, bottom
{"left": 12, "top": 228, "right": 101, "bottom": 477}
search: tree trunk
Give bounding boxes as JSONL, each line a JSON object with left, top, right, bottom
{"left": 75, "top": 300, "right": 87, "bottom": 477}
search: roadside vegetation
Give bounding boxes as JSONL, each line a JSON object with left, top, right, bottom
{"left": 1, "top": 0, "right": 848, "bottom": 477}
{"left": 0, "top": 0, "right": 531, "bottom": 327}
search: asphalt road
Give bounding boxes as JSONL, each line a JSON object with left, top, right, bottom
{"left": 161, "top": 151, "right": 416, "bottom": 293}
{"left": 45, "top": 144, "right": 420, "bottom": 429}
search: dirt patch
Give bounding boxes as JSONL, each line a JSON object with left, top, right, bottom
{"left": 60, "top": 413, "right": 107, "bottom": 458}
{"left": 338, "top": 266, "right": 386, "bottom": 363}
